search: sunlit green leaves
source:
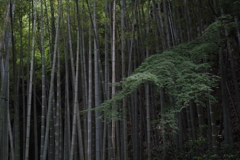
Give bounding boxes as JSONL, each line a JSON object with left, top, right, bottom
{"left": 96, "top": 19, "right": 234, "bottom": 121}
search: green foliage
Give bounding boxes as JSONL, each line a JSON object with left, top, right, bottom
{"left": 152, "top": 108, "right": 178, "bottom": 133}
{"left": 85, "top": 17, "right": 237, "bottom": 123}
{"left": 220, "top": 0, "right": 240, "bottom": 16}
{"left": 184, "top": 138, "right": 209, "bottom": 159}
{"left": 163, "top": 138, "right": 240, "bottom": 160}
{"left": 96, "top": 72, "right": 160, "bottom": 120}
{"left": 190, "top": 143, "right": 240, "bottom": 160}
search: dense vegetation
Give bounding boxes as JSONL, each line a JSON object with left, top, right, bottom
{"left": 0, "top": 0, "right": 240, "bottom": 160}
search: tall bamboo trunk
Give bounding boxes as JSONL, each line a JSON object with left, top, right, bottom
{"left": 120, "top": 0, "right": 128, "bottom": 158}
{"left": 208, "top": 95, "right": 217, "bottom": 152}
{"left": 42, "top": 0, "right": 61, "bottom": 159}
{"left": 111, "top": 0, "right": 116, "bottom": 159}
{"left": 69, "top": 28, "right": 80, "bottom": 160}
{"left": 0, "top": 29, "right": 11, "bottom": 160}
{"left": 225, "top": 28, "right": 240, "bottom": 124}
{"left": 219, "top": 47, "right": 233, "bottom": 147}
{"left": 93, "top": 0, "right": 102, "bottom": 159}
{"left": 24, "top": 0, "right": 37, "bottom": 158}
{"left": 63, "top": 35, "right": 71, "bottom": 160}
{"left": 40, "top": 0, "right": 47, "bottom": 159}
{"left": 88, "top": 21, "right": 93, "bottom": 160}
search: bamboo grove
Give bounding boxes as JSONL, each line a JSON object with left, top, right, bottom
{"left": 0, "top": 0, "right": 240, "bottom": 159}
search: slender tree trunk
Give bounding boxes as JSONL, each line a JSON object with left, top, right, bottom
{"left": 40, "top": 0, "right": 47, "bottom": 159}
{"left": 208, "top": 94, "right": 217, "bottom": 153}
{"left": 0, "top": 29, "right": 10, "bottom": 160}
{"left": 225, "top": 28, "right": 240, "bottom": 123}
{"left": 42, "top": 0, "right": 61, "bottom": 159}
{"left": 55, "top": 43, "right": 61, "bottom": 160}
{"left": 184, "top": 0, "right": 191, "bottom": 41}
{"left": 88, "top": 22, "right": 93, "bottom": 160}
{"left": 8, "top": 110, "right": 15, "bottom": 159}
{"left": 196, "top": 104, "right": 205, "bottom": 137}
{"left": 63, "top": 29, "right": 71, "bottom": 160}
{"left": 93, "top": 0, "right": 102, "bottom": 159}
{"left": 177, "top": 110, "right": 183, "bottom": 151}
{"left": 75, "top": 1, "right": 85, "bottom": 159}
{"left": 145, "top": 83, "right": 151, "bottom": 160}
{"left": 69, "top": 28, "right": 80, "bottom": 160}
{"left": 163, "top": 0, "right": 171, "bottom": 48}
{"left": 186, "top": 105, "right": 193, "bottom": 140}
{"left": 0, "top": 3, "right": 10, "bottom": 51}
{"left": 219, "top": 47, "right": 233, "bottom": 147}
{"left": 235, "top": 17, "right": 240, "bottom": 47}
{"left": 33, "top": 67, "right": 39, "bottom": 160}
{"left": 111, "top": 0, "right": 116, "bottom": 159}
{"left": 121, "top": 0, "right": 128, "bottom": 159}
{"left": 189, "top": 100, "right": 196, "bottom": 140}
{"left": 25, "top": 0, "right": 37, "bottom": 158}
{"left": 10, "top": 1, "right": 20, "bottom": 159}
{"left": 80, "top": 3, "right": 88, "bottom": 157}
